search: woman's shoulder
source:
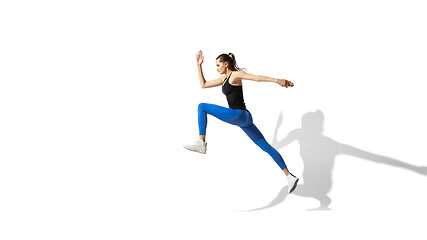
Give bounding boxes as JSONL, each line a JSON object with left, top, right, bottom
{"left": 231, "top": 71, "right": 247, "bottom": 78}
{"left": 229, "top": 71, "right": 243, "bottom": 86}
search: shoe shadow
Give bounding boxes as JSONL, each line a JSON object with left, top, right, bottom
{"left": 243, "top": 110, "right": 427, "bottom": 211}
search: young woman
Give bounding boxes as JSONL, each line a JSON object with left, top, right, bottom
{"left": 184, "top": 50, "right": 299, "bottom": 193}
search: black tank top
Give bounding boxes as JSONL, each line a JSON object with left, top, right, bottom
{"left": 222, "top": 72, "right": 247, "bottom": 111}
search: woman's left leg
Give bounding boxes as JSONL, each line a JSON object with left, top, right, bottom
{"left": 241, "top": 123, "right": 288, "bottom": 171}
{"left": 241, "top": 123, "right": 299, "bottom": 192}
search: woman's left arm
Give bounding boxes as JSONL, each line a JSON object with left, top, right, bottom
{"left": 235, "top": 72, "right": 294, "bottom": 88}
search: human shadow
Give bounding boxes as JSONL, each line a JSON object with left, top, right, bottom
{"left": 247, "top": 110, "right": 427, "bottom": 211}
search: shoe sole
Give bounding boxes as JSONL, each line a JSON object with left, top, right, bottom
{"left": 289, "top": 178, "right": 299, "bottom": 193}
{"left": 183, "top": 146, "right": 206, "bottom": 154}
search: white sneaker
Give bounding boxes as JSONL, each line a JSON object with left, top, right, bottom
{"left": 183, "top": 139, "right": 207, "bottom": 154}
{"left": 287, "top": 173, "right": 299, "bottom": 193}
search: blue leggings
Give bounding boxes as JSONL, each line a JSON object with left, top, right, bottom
{"left": 198, "top": 103, "right": 287, "bottom": 170}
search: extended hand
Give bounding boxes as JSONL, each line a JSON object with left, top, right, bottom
{"left": 196, "top": 50, "right": 204, "bottom": 65}
{"left": 278, "top": 79, "right": 294, "bottom": 88}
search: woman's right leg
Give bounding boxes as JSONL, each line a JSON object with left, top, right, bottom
{"left": 184, "top": 103, "right": 247, "bottom": 154}
{"left": 198, "top": 103, "right": 249, "bottom": 140}
{"left": 184, "top": 103, "right": 249, "bottom": 154}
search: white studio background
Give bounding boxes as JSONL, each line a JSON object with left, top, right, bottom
{"left": 1, "top": 0, "right": 427, "bottom": 239}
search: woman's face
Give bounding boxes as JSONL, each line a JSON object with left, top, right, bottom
{"left": 216, "top": 59, "right": 228, "bottom": 75}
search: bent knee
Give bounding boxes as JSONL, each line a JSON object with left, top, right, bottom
{"left": 198, "top": 103, "right": 207, "bottom": 112}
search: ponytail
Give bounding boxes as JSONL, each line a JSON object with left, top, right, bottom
{"left": 216, "top": 52, "right": 246, "bottom": 72}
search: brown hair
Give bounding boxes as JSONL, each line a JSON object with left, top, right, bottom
{"left": 216, "top": 53, "right": 246, "bottom": 72}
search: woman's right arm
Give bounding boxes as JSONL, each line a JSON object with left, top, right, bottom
{"left": 197, "top": 50, "right": 223, "bottom": 89}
